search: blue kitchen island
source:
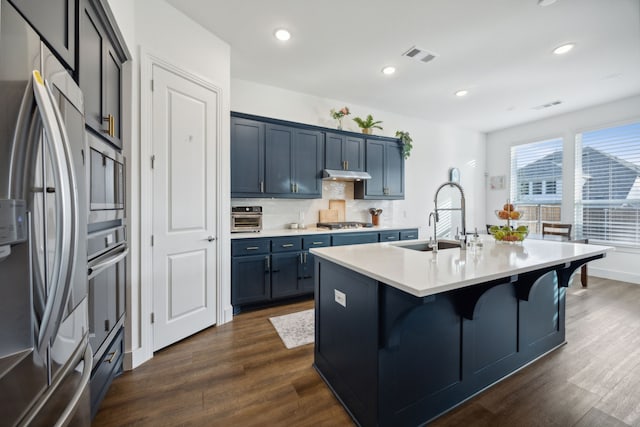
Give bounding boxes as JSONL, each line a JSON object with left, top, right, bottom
{"left": 310, "top": 237, "right": 610, "bottom": 426}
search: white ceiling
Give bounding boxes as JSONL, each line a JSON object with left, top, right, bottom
{"left": 165, "top": 0, "right": 640, "bottom": 133}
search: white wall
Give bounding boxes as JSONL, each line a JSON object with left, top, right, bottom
{"left": 231, "top": 79, "right": 487, "bottom": 238}
{"left": 486, "top": 95, "right": 640, "bottom": 284}
{"left": 106, "top": 0, "right": 231, "bottom": 369}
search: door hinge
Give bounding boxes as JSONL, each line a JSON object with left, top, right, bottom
{"left": 151, "top": 79, "right": 154, "bottom": 91}
{"left": 104, "top": 319, "right": 110, "bottom": 332}
{"left": 151, "top": 154, "right": 155, "bottom": 169}
{"left": 151, "top": 235, "right": 154, "bottom": 246}
{"left": 151, "top": 312, "right": 155, "bottom": 324}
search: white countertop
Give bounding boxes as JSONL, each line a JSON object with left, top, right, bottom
{"left": 310, "top": 236, "right": 612, "bottom": 297}
{"left": 230, "top": 225, "right": 419, "bottom": 239}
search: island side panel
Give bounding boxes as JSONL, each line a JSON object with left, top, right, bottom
{"left": 314, "top": 259, "right": 379, "bottom": 427}
{"left": 314, "top": 257, "right": 573, "bottom": 427}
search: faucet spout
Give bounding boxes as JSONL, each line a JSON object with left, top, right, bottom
{"left": 433, "top": 181, "right": 467, "bottom": 247}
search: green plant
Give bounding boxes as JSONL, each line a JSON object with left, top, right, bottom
{"left": 395, "top": 130, "right": 413, "bottom": 159}
{"left": 353, "top": 114, "right": 383, "bottom": 131}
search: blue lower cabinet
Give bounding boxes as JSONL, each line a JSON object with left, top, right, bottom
{"left": 271, "top": 252, "right": 303, "bottom": 298}
{"left": 400, "top": 229, "right": 419, "bottom": 240}
{"left": 231, "top": 254, "right": 270, "bottom": 306}
{"left": 379, "top": 231, "right": 400, "bottom": 242}
{"left": 231, "top": 230, "right": 416, "bottom": 312}
{"left": 299, "top": 251, "right": 315, "bottom": 293}
{"left": 90, "top": 327, "right": 123, "bottom": 419}
{"left": 332, "top": 232, "right": 379, "bottom": 246}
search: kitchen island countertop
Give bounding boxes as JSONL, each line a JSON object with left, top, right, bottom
{"left": 310, "top": 236, "right": 612, "bottom": 297}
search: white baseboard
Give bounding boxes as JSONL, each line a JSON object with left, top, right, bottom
{"left": 124, "top": 347, "right": 153, "bottom": 371}
{"left": 222, "top": 305, "right": 234, "bottom": 324}
{"left": 588, "top": 267, "right": 640, "bottom": 285}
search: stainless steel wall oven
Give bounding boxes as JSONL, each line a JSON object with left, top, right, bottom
{"left": 87, "top": 225, "right": 127, "bottom": 362}
{"left": 88, "top": 132, "right": 125, "bottom": 225}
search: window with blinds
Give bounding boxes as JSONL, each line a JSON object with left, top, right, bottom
{"left": 510, "top": 138, "right": 564, "bottom": 204}
{"left": 575, "top": 122, "right": 640, "bottom": 247}
{"left": 509, "top": 138, "right": 563, "bottom": 233}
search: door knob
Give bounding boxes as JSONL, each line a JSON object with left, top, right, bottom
{"left": 207, "top": 236, "right": 216, "bottom": 242}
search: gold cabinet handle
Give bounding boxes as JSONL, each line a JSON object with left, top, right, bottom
{"left": 103, "top": 114, "right": 115, "bottom": 137}
{"left": 105, "top": 351, "right": 117, "bottom": 364}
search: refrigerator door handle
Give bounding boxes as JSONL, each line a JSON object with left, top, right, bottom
{"left": 31, "top": 70, "right": 76, "bottom": 351}
{"left": 53, "top": 345, "right": 92, "bottom": 427}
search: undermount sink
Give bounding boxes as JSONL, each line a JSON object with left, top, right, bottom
{"left": 392, "top": 239, "right": 461, "bottom": 252}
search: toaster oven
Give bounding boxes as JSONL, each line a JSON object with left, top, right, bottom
{"left": 231, "top": 206, "right": 262, "bottom": 233}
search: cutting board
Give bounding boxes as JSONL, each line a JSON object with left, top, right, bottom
{"left": 319, "top": 209, "right": 339, "bottom": 223}
{"left": 329, "top": 200, "right": 346, "bottom": 222}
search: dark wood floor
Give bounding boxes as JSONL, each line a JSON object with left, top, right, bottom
{"left": 93, "top": 277, "right": 640, "bottom": 426}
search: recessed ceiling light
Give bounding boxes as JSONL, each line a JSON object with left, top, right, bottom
{"left": 538, "top": 0, "right": 558, "bottom": 6}
{"left": 381, "top": 66, "right": 396, "bottom": 75}
{"left": 553, "top": 43, "right": 574, "bottom": 55}
{"left": 274, "top": 29, "right": 291, "bottom": 41}
{"left": 455, "top": 90, "right": 468, "bottom": 97}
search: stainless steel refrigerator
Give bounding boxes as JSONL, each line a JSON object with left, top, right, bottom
{"left": 0, "top": 0, "right": 92, "bottom": 425}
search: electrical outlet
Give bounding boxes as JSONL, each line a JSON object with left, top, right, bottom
{"left": 334, "top": 289, "right": 346, "bottom": 307}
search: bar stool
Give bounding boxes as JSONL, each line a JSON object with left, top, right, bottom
{"left": 542, "top": 223, "right": 587, "bottom": 287}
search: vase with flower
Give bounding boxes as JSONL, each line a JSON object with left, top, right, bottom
{"left": 330, "top": 106, "right": 350, "bottom": 130}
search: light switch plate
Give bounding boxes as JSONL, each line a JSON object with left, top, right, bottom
{"left": 334, "top": 289, "right": 346, "bottom": 307}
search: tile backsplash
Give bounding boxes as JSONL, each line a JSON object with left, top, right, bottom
{"left": 232, "top": 181, "right": 404, "bottom": 230}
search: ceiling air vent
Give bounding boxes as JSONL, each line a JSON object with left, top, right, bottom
{"left": 402, "top": 46, "right": 438, "bottom": 64}
{"left": 532, "top": 100, "right": 562, "bottom": 110}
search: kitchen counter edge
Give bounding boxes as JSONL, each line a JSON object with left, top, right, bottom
{"left": 230, "top": 225, "right": 419, "bottom": 239}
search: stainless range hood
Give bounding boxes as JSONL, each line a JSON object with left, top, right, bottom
{"left": 322, "top": 169, "right": 372, "bottom": 181}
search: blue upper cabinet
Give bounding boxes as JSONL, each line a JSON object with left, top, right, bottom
{"left": 231, "top": 113, "right": 323, "bottom": 198}
{"left": 325, "top": 132, "right": 364, "bottom": 172}
{"left": 231, "top": 117, "right": 265, "bottom": 195}
{"left": 293, "top": 128, "right": 323, "bottom": 197}
{"left": 10, "top": 0, "right": 76, "bottom": 70}
{"left": 355, "top": 138, "right": 405, "bottom": 200}
{"left": 265, "top": 124, "right": 294, "bottom": 194}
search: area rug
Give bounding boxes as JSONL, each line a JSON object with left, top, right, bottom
{"left": 269, "top": 309, "right": 314, "bottom": 349}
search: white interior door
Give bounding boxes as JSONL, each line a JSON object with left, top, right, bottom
{"left": 151, "top": 64, "right": 218, "bottom": 351}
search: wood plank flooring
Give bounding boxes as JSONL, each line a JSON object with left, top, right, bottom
{"left": 93, "top": 277, "right": 640, "bottom": 426}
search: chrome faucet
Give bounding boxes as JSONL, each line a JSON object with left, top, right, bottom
{"left": 433, "top": 181, "right": 467, "bottom": 251}
{"left": 428, "top": 211, "right": 438, "bottom": 253}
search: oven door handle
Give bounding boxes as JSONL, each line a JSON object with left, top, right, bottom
{"left": 88, "top": 243, "right": 129, "bottom": 279}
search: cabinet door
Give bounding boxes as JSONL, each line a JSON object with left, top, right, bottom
{"left": 400, "top": 229, "right": 419, "bottom": 240}
{"left": 231, "top": 118, "right": 265, "bottom": 194}
{"left": 379, "top": 231, "right": 400, "bottom": 242}
{"left": 293, "top": 129, "right": 323, "bottom": 197}
{"left": 265, "top": 124, "right": 294, "bottom": 195}
{"left": 231, "top": 255, "right": 270, "bottom": 305}
{"left": 325, "top": 132, "right": 344, "bottom": 170}
{"left": 385, "top": 142, "right": 404, "bottom": 197}
{"left": 365, "top": 140, "right": 385, "bottom": 196}
{"left": 104, "top": 42, "right": 122, "bottom": 147}
{"left": 344, "top": 136, "right": 364, "bottom": 171}
{"left": 271, "top": 252, "right": 301, "bottom": 299}
{"left": 299, "top": 251, "right": 315, "bottom": 293}
{"left": 331, "top": 232, "right": 379, "bottom": 246}
{"left": 79, "top": 4, "right": 104, "bottom": 135}
{"left": 10, "top": 0, "right": 76, "bottom": 69}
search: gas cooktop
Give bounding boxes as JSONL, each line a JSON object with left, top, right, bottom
{"left": 316, "top": 222, "right": 374, "bottom": 230}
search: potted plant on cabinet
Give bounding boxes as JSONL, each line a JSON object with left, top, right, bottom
{"left": 395, "top": 130, "right": 413, "bottom": 159}
{"left": 353, "top": 114, "right": 383, "bottom": 135}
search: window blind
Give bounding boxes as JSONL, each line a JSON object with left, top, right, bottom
{"left": 575, "top": 122, "right": 640, "bottom": 247}
{"left": 510, "top": 138, "right": 563, "bottom": 204}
